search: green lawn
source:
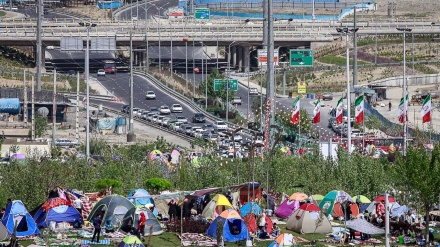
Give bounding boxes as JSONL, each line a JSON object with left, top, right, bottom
{"left": 317, "top": 55, "right": 369, "bottom": 66}
{"left": 0, "top": 11, "right": 5, "bottom": 17}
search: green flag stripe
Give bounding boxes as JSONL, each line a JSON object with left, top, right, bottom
{"left": 422, "top": 95, "right": 431, "bottom": 105}
{"left": 355, "top": 95, "right": 363, "bottom": 106}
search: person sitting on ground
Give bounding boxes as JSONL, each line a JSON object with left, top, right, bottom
{"left": 258, "top": 223, "right": 270, "bottom": 239}
{"left": 271, "top": 223, "right": 280, "bottom": 237}
{"left": 104, "top": 218, "right": 114, "bottom": 233}
{"left": 73, "top": 217, "right": 83, "bottom": 229}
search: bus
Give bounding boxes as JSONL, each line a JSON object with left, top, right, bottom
{"left": 103, "top": 60, "right": 117, "bottom": 74}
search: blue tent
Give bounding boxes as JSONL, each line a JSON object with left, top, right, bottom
{"left": 2, "top": 200, "right": 40, "bottom": 237}
{"left": 127, "top": 189, "right": 158, "bottom": 216}
{"left": 33, "top": 198, "right": 81, "bottom": 228}
{"left": 239, "top": 202, "right": 262, "bottom": 217}
{"left": 206, "top": 210, "right": 248, "bottom": 242}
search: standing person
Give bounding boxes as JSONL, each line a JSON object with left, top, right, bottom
{"left": 389, "top": 101, "right": 392, "bottom": 111}
{"left": 196, "top": 195, "right": 204, "bottom": 215}
{"left": 91, "top": 215, "right": 102, "bottom": 243}
{"left": 182, "top": 198, "right": 194, "bottom": 220}
{"left": 168, "top": 199, "right": 178, "bottom": 221}
{"left": 138, "top": 212, "right": 146, "bottom": 240}
{"left": 73, "top": 197, "right": 83, "bottom": 218}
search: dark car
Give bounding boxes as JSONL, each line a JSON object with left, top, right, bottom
{"left": 322, "top": 92, "right": 333, "bottom": 101}
{"left": 247, "top": 121, "right": 260, "bottom": 131}
{"left": 192, "top": 113, "right": 206, "bottom": 123}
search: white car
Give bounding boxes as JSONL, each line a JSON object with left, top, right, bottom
{"left": 132, "top": 107, "right": 140, "bottom": 115}
{"left": 156, "top": 116, "right": 165, "bottom": 124}
{"left": 249, "top": 87, "right": 259, "bottom": 96}
{"left": 233, "top": 134, "right": 243, "bottom": 142}
{"left": 145, "top": 91, "right": 156, "bottom": 100}
{"left": 214, "top": 121, "right": 228, "bottom": 130}
{"left": 176, "top": 116, "right": 188, "bottom": 124}
{"left": 97, "top": 69, "right": 106, "bottom": 76}
{"left": 172, "top": 122, "right": 184, "bottom": 131}
{"left": 159, "top": 105, "right": 171, "bottom": 115}
{"left": 161, "top": 117, "right": 171, "bottom": 126}
{"left": 171, "top": 104, "right": 183, "bottom": 113}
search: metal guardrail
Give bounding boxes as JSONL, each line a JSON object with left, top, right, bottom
{"left": 89, "top": 103, "right": 195, "bottom": 142}
{"left": 133, "top": 71, "right": 253, "bottom": 134}
{"left": 61, "top": 92, "right": 116, "bottom": 101}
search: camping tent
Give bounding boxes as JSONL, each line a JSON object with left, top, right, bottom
{"left": 33, "top": 197, "right": 81, "bottom": 227}
{"left": 242, "top": 213, "right": 273, "bottom": 235}
{"left": 127, "top": 189, "right": 159, "bottom": 215}
{"left": 333, "top": 202, "right": 359, "bottom": 218}
{"left": 286, "top": 203, "right": 331, "bottom": 234}
{"left": 118, "top": 236, "right": 145, "bottom": 247}
{"left": 319, "top": 190, "right": 353, "bottom": 215}
{"left": 120, "top": 207, "right": 163, "bottom": 236}
{"left": 268, "top": 233, "right": 295, "bottom": 247}
{"left": 275, "top": 199, "right": 299, "bottom": 219}
{"left": 2, "top": 200, "right": 40, "bottom": 237}
{"left": 88, "top": 195, "right": 134, "bottom": 228}
{"left": 374, "top": 195, "right": 395, "bottom": 203}
{"left": 202, "top": 194, "right": 233, "bottom": 220}
{"left": 206, "top": 209, "right": 249, "bottom": 242}
{"left": 239, "top": 202, "right": 262, "bottom": 218}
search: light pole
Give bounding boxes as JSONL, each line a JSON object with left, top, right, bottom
{"left": 227, "top": 41, "right": 237, "bottom": 122}
{"left": 336, "top": 27, "right": 358, "bottom": 154}
{"left": 193, "top": 39, "right": 196, "bottom": 100}
{"left": 79, "top": 21, "right": 97, "bottom": 161}
{"left": 397, "top": 27, "right": 412, "bottom": 157}
{"left": 128, "top": 29, "right": 136, "bottom": 142}
{"left": 201, "top": 42, "right": 204, "bottom": 105}
{"left": 170, "top": 23, "right": 174, "bottom": 88}
{"left": 184, "top": 36, "right": 189, "bottom": 92}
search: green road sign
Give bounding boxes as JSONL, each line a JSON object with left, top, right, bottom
{"left": 214, "top": 79, "right": 238, "bottom": 91}
{"left": 290, "top": 49, "right": 314, "bottom": 66}
{"left": 194, "top": 8, "right": 210, "bottom": 20}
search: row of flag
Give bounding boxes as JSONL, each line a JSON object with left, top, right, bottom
{"left": 289, "top": 94, "right": 432, "bottom": 126}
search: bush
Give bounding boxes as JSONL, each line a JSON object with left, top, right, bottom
{"left": 144, "top": 178, "right": 172, "bottom": 194}
{"left": 94, "top": 179, "right": 122, "bottom": 192}
{"left": 166, "top": 218, "right": 210, "bottom": 233}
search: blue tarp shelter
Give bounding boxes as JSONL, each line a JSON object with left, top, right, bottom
{"left": 2, "top": 200, "right": 40, "bottom": 237}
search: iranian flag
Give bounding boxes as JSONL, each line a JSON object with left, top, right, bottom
{"left": 355, "top": 95, "right": 364, "bottom": 124}
{"left": 290, "top": 96, "right": 300, "bottom": 125}
{"left": 335, "top": 98, "right": 344, "bottom": 124}
{"left": 313, "top": 99, "right": 321, "bottom": 124}
{"left": 398, "top": 94, "right": 409, "bottom": 123}
{"left": 421, "top": 94, "right": 431, "bottom": 123}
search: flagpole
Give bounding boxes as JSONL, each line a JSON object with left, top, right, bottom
{"left": 363, "top": 93, "right": 366, "bottom": 149}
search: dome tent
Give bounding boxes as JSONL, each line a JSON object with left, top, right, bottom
{"left": 120, "top": 207, "right": 163, "bottom": 236}
{"left": 319, "top": 190, "right": 353, "bottom": 215}
{"left": 286, "top": 203, "right": 331, "bottom": 234}
{"left": 88, "top": 195, "right": 134, "bottom": 228}
{"left": 33, "top": 197, "right": 81, "bottom": 228}
{"left": 202, "top": 194, "right": 233, "bottom": 220}
{"left": 2, "top": 200, "right": 40, "bottom": 237}
{"left": 127, "top": 189, "right": 159, "bottom": 215}
{"left": 206, "top": 209, "right": 249, "bottom": 243}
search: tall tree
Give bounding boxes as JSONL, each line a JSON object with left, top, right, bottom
{"left": 198, "top": 69, "right": 235, "bottom": 103}
{"left": 392, "top": 146, "right": 440, "bottom": 242}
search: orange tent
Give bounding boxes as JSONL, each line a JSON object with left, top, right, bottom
{"left": 333, "top": 202, "right": 359, "bottom": 218}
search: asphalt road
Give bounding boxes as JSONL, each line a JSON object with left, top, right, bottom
{"left": 95, "top": 72, "right": 210, "bottom": 127}
{"left": 117, "top": 0, "right": 179, "bottom": 21}
{"left": 17, "top": 7, "right": 75, "bottom": 19}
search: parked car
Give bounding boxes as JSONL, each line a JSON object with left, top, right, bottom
{"left": 145, "top": 91, "right": 156, "bottom": 100}
{"left": 97, "top": 69, "right": 106, "bottom": 76}
{"left": 171, "top": 104, "right": 183, "bottom": 113}
{"left": 214, "top": 121, "right": 228, "bottom": 130}
{"left": 192, "top": 113, "right": 206, "bottom": 123}
{"left": 176, "top": 116, "right": 188, "bottom": 124}
{"left": 55, "top": 139, "right": 79, "bottom": 147}
{"left": 322, "top": 92, "right": 333, "bottom": 101}
{"left": 159, "top": 105, "right": 171, "bottom": 115}
{"left": 249, "top": 87, "right": 259, "bottom": 96}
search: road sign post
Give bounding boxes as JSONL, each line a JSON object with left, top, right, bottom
{"left": 290, "top": 49, "right": 314, "bottom": 66}
{"left": 214, "top": 79, "right": 238, "bottom": 91}
{"left": 194, "top": 8, "right": 210, "bottom": 20}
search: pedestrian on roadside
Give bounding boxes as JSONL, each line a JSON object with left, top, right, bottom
{"left": 389, "top": 101, "right": 392, "bottom": 111}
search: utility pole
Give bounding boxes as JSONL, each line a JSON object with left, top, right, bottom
{"left": 31, "top": 76, "right": 35, "bottom": 140}
{"left": 353, "top": 6, "right": 358, "bottom": 88}
{"left": 311, "top": 0, "right": 315, "bottom": 20}
{"left": 23, "top": 70, "right": 27, "bottom": 127}
{"left": 263, "top": 0, "right": 268, "bottom": 47}
{"left": 85, "top": 26, "right": 90, "bottom": 161}
{"left": 127, "top": 31, "right": 136, "bottom": 142}
{"left": 282, "top": 62, "right": 287, "bottom": 96}
{"left": 76, "top": 72, "right": 80, "bottom": 143}
{"left": 266, "top": 0, "right": 275, "bottom": 124}
{"left": 52, "top": 69, "right": 57, "bottom": 145}
{"left": 36, "top": 0, "right": 43, "bottom": 91}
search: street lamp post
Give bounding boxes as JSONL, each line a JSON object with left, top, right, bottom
{"left": 397, "top": 27, "right": 412, "bottom": 157}
{"left": 227, "top": 41, "right": 237, "bottom": 122}
{"left": 336, "top": 27, "right": 358, "bottom": 154}
{"left": 193, "top": 39, "right": 196, "bottom": 100}
{"left": 80, "top": 21, "right": 97, "bottom": 161}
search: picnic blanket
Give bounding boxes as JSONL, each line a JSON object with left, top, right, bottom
{"left": 104, "top": 231, "right": 126, "bottom": 238}
{"left": 179, "top": 233, "right": 216, "bottom": 247}
{"left": 81, "top": 239, "right": 111, "bottom": 245}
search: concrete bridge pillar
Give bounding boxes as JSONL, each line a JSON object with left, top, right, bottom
{"left": 243, "top": 45, "right": 250, "bottom": 72}
{"left": 34, "top": 45, "right": 45, "bottom": 72}
{"left": 237, "top": 46, "right": 243, "bottom": 72}
{"left": 231, "top": 46, "right": 237, "bottom": 68}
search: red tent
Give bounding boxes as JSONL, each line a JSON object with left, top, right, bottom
{"left": 243, "top": 213, "right": 273, "bottom": 234}
{"left": 374, "top": 195, "right": 396, "bottom": 203}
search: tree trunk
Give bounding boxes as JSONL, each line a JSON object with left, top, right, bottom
{"left": 425, "top": 204, "right": 430, "bottom": 244}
